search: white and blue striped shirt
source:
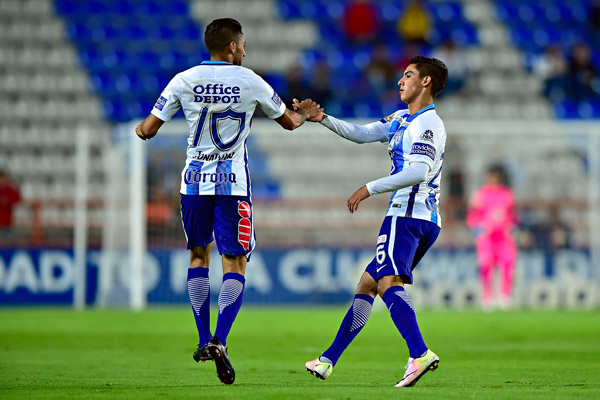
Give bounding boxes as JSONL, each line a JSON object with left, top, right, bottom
{"left": 151, "top": 61, "right": 287, "bottom": 196}
{"left": 321, "top": 104, "right": 446, "bottom": 227}
{"left": 382, "top": 105, "right": 446, "bottom": 227}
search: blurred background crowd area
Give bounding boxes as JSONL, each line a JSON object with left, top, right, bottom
{"left": 0, "top": 0, "right": 598, "bottom": 252}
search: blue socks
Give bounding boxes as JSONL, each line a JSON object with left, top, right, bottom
{"left": 382, "top": 286, "right": 428, "bottom": 359}
{"left": 214, "top": 272, "right": 246, "bottom": 346}
{"left": 187, "top": 267, "right": 212, "bottom": 347}
{"left": 322, "top": 294, "right": 374, "bottom": 366}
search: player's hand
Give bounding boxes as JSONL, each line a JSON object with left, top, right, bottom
{"left": 293, "top": 98, "right": 325, "bottom": 122}
{"left": 347, "top": 185, "right": 370, "bottom": 214}
{"left": 135, "top": 123, "right": 148, "bottom": 140}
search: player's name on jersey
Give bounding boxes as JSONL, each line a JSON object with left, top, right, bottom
{"left": 193, "top": 84, "right": 241, "bottom": 104}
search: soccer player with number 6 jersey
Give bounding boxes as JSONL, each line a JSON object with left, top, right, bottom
{"left": 297, "top": 56, "right": 449, "bottom": 388}
{"left": 135, "top": 18, "right": 321, "bottom": 385}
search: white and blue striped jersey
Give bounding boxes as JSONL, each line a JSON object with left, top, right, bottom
{"left": 381, "top": 105, "right": 446, "bottom": 227}
{"left": 151, "top": 61, "right": 287, "bottom": 196}
{"left": 323, "top": 104, "right": 446, "bottom": 227}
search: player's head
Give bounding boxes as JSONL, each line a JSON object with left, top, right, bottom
{"left": 486, "top": 164, "right": 507, "bottom": 186}
{"left": 204, "top": 18, "right": 245, "bottom": 65}
{"left": 398, "top": 56, "right": 448, "bottom": 102}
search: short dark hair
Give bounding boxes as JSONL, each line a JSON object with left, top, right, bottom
{"left": 204, "top": 18, "right": 243, "bottom": 54}
{"left": 488, "top": 164, "right": 510, "bottom": 186}
{"left": 408, "top": 56, "right": 449, "bottom": 98}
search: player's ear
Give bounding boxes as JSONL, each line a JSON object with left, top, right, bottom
{"left": 422, "top": 76, "right": 432, "bottom": 87}
{"left": 228, "top": 41, "right": 236, "bottom": 54}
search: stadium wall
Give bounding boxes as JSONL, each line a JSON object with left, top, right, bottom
{"left": 1, "top": 247, "right": 598, "bottom": 309}
{"left": 1, "top": 119, "right": 598, "bottom": 310}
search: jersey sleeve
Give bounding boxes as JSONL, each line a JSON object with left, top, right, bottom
{"left": 406, "top": 117, "right": 445, "bottom": 169}
{"left": 250, "top": 73, "right": 286, "bottom": 119}
{"left": 320, "top": 116, "right": 388, "bottom": 143}
{"left": 151, "top": 75, "right": 182, "bottom": 122}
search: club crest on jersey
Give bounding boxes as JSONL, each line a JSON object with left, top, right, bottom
{"left": 271, "top": 92, "right": 282, "bottom": 107}
{"left": 426, "top": 196, "right": 439, "bottom": 213}
{"left": 154, "top": 96, "right": 167, "bottom": 111}
{"left": 380, "top": 113, "right": 395, "bottom": 123}
{"left": 419, "top": 129, "right": 434, "bottom": 143}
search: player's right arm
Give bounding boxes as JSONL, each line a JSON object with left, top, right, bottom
{"left": 136, "top": 74, "right": 182, "bottom": 140}
{"left": 295, "top": 101, "right": 388, "bottom": 144}
{"left": 136, "top": 114, "right": 164, "bottom": 140}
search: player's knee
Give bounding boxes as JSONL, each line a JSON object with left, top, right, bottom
{"left": 222, "top": 253, "right": 247, "bottom": 275}
{"left": 190, "top": 247, "right": 210, "bottom": 268}
{"left": 356, "top": 281, "right": 377, "bottom": 297}
{"left": 376, "top": 275, "right": 405, "bottom": 297}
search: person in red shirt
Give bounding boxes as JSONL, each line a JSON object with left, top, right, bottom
{"left": 343, "top": 0, "right": 379, "bottom": 43}
{"left": 0, "top": 170, "right": 21, "bottom": 238}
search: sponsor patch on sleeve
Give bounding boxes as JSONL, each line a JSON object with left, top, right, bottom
{"left": 419, "top": 129, "right": 434, "bottom": 143}
{"left": 410, "top": 142, "right": 436, "bottom": 161}
{"left": 271, "top": 92, "right": 282, "bottom": 107}
{"left": 380, "top": 113, "right": 395, "bottom": 123}
{"left": 154, "top": 96, "right": 167, "bottom": 111}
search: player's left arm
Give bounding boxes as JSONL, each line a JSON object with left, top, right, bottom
{"left": 347, "top": 118, "right": 445, "bottom": 213}
{"left": 347, "top": 162, "right": 430, "bottom": 213}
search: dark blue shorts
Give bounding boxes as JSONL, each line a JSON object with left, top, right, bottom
{"left": 180, "top": 194, "right": 255, "bottom": 259}
{"left": 365, "top": 216, "right": 440, "bottom": 284}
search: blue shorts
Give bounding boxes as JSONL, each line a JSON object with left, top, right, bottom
{"left": 180, "top": 194, "right": 255, "bottom": 260}
{"left": 365, "top": 216, "right": 440, "bottom": 284}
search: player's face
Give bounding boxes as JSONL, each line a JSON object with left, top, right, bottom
{"left": 232, "top": 35, "right": 246, "bottom": 66}
{"left": 398, "top": 64, "right": 423, "bottom": 104}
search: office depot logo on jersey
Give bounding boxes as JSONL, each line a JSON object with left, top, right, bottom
{"left": 193, "top": 84, "right": 241, "bottom": 104}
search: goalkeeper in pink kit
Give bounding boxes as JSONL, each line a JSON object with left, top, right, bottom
{"left": 466, "top": 166, "right": 518, "bottom": 309}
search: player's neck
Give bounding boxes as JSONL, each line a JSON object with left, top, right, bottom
{"left": 210, "top": 54, "right": 234, "bottom": 64}
{"left": 407, "top": 98, "right": 433, "bottom": 115}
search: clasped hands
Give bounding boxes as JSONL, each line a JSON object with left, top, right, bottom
{"left": 293, "top": 98, "right": 325, "bottom": 122}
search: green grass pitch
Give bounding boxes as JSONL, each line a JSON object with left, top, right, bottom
{"left": 1, "top": 307, "right": 599, "bottom": 399}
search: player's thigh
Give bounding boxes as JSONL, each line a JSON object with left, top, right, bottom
{"left": 213, "top": 195, "right": 255, "bottom": 258}
{"left": 410, "top": 220, "right": 441, "bottom": 269}
{"left": 475, "top": 235, "right": 496, "bottom": 265}
{"left": 498, "top": 237, "right": 517, "bottom": 265}
{"left": 181, "top": 194, "right": 215, "bottom": 249}
{"left": 372, "top": 216, "right": 420, "bottom": 283}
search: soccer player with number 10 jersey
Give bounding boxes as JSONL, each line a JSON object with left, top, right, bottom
{"left": 135, "top": 18, "right": 321, "bottom": 385}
